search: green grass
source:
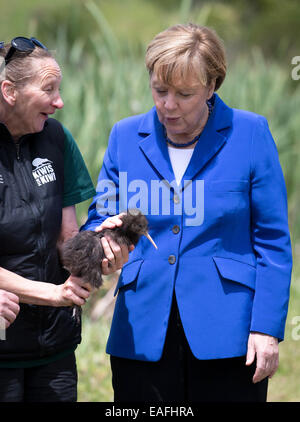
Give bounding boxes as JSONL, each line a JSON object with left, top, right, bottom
{"left": 76, "top": 315, "right": 113, "bottom": 402}
{"left": 268, "top": 264, "right": 300, "bottom": 402}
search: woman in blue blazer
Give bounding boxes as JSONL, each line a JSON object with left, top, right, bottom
{"left": 81, "top": 24, "right": 292, "bottom": 402}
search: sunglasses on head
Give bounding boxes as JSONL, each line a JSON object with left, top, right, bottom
{"left": 0, "top": 37, "right": 48, "bottom": 65}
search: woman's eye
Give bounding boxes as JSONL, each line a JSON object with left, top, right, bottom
{"left": 179, "top": 92, "right": 192, "bottom": 97}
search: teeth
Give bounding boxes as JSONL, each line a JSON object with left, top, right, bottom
{"left": 144, "top": 232, "right": 158, "bottom": 249}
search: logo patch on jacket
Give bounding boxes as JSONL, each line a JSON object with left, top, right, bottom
{"left": 32, "top": 158, "right": 56, "bottom": 186}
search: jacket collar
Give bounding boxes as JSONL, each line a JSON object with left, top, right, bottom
{"left": 0, "top": 121, "right": 49, "bottom": 145}
{"left": 137, "top": 93, "right": 233, "bottom": 186}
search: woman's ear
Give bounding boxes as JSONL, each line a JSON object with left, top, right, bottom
{"left": 1, "top": 80, "right": 17, "bottom": 106}
{"left": 207, "top": 79, "right": 216, "bottom": 99}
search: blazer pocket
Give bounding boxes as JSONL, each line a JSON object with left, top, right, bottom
{"left": 114, "top": 259, "right": 144, "bottom": 296}
{"left": 209, "top": 180, "right": 249, "bottom": 192}
{"left": 213, "top": 256, "right": 256, "bottom": 291}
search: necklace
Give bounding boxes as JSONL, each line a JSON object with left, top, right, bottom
{"left": 164, "top": 100, "right": 213, "bottom": 148}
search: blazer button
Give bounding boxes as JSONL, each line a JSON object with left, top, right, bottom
{"left": 172, "top": 225, "right": 180, "bottom": 234}
{"left": 168, "top": 255, "right": 176, "bottom": 265}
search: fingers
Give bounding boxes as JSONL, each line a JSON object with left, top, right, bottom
{"left": 1, "top": 310, "right": 17, "bottom": 328}
{"left": 101, "top": 237, "right": 132, "bottom": 275}
{"left": 252, "top": 352, "right": 279, "bottom": 384}
{"left": 246, "top": 332, "right": 279, "bottom": 384}
{"left": 95, "top": 213, "right": 126, "bottom": 232}
{"left": 59, "top": 276, "right": 93, "bottom": 307}
{"left": 3, "top": 291, "right": 19, "bottom": 304}
{"left": 94, "top": 214, "right": 134, "bottom": 276}
{"left": 100, "top": 237, "right": 117, "bottom": 268}
{"left": 268, "top": 353, "right": 279, "bottom": 379}
{"left": 0, "top": 290, "right": 20, "bottom": 328}
{"left": 101, "top": 258, "right": 110, "bottom": 276}
{"left": 105, "top": 238, "right": 129, "bottom": 269}
{"left": 69, "top": 276, "right": 94, "bottom": 293}
{"left": 252, "top": 346, "right": 279, "bottom": 383}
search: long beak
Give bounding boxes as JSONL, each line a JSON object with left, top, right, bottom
{"left": 144, "top": 232, "right": 158, "bottom": 249}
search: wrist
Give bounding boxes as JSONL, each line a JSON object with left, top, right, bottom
{"left": 50, "top": 284, "right": 63, "bottom": 307}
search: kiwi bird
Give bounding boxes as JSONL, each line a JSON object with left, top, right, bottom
{"left": 61, "top": 209, "right": 157, "bottom": 322}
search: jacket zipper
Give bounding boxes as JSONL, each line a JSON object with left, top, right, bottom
{"left": 15, "top": 141, "right": 46, "bottom": 274}
{"left": 16, "top": 143, "right": 21, "bottom": 161}
{"left": 15, "top": 141, "right": 47, "bottom": 356}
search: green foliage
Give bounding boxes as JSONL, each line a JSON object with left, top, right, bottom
{"left": 76, "top": 316, "right": 113, "bottom": 401}
{"left": 266, "top": 269, "right": 300, "bottom": 401}
{"left": 2, "top": 0, "right": 300, "bottom": 61}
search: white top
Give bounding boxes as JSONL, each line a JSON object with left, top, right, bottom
{"left": 168, "top": 146, "right": 194, "bottom": 186}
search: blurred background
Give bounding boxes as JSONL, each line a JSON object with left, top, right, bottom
{"left": 1, "top": 0, "right": 299, "bottom": 402}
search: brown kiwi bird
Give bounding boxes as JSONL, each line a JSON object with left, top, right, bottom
{"left": 61, "top": 209, "right": 157, "bottom": 322}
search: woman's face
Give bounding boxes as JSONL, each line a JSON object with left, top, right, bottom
{"left": 150, "top": 72, "right": 214, "bottom": 143}
{"left": 11, "top": 57, "right": 64, "bottom": 138}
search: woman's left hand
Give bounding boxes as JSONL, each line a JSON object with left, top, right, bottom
{"left": 246, "top": 332, "right": 279, "bottom": 383}
{"left": 52, "top": 275, "right": 93, "bottom": 307}
{"left": 100, "top": 236, "right": 134, "bottom": 275}
{"left": 95, "top": 215, "right": 135, "bottom": 275}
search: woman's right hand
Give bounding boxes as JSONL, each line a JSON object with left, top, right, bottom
{"left": 95, "top": 214, "right": 135, "bottom": 275}
{"left": 0, "top": 289, "right": 20, "bottom": 328}
{"left": 52, "top": 275, "right": 93, "bottom": 307}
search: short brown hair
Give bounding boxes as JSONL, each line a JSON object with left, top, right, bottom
{"left": 145, "top": 23, "right": 226, "bottom": 91}
{"left": 0, "top": 42, "right": 54, "bottom": 86}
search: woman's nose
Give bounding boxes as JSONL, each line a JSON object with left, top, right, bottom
{"left": 52, "top": 93, "right": 64, "bottom": 109}
{"left": 164, "top": 94, "right": 177, "bottom": 110}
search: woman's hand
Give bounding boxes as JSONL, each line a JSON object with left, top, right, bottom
{"left": 246, "top": 332, "right": 279, "bottom": 383}
{"left": 100, "top": 237, "right": 134, "bottom": 275}
{"left": 95, "top": 214, "right": 135, "bottom": 275}
{"left": 95, "top": 214, "right": 126, "bottom": 232}
{"left": 52, "top": 275, "right": 93, "bottom": 307}
{"left": 0, "top": 289, "right": 20, "bottom": 328}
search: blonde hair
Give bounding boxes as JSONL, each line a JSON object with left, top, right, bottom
{"left": 0, "top": 43, "right": 54, "bottom": 87}
{"left": 145, "top": 23, "right": 226, "bottom": 91}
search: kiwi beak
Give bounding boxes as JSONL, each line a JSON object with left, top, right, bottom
{"left": 144, "top": 232, "right": 158, "bottom": 249}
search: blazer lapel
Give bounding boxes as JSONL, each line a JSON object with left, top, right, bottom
{"left": 183, "top": 94, "right": 233, "bottom": 185}
{"left": 138, "top": 108, "right": 175, "bottom": 184}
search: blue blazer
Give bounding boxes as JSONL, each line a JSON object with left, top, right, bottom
{"left": 82, "top": 94, "right": 293, "bottom": 361}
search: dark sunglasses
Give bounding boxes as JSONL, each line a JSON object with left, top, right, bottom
{"left": 0, "top": 37, "right": 48, "bottom": 65}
